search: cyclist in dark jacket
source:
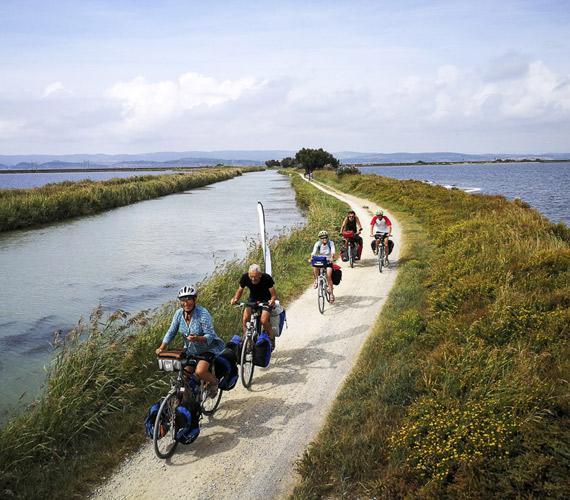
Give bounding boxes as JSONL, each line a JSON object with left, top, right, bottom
{"left": 230, "top": 263, "right": 278, "bottom": 347}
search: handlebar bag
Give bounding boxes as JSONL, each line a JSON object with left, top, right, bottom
{"left": 311, "top": 255, "right": 328, "bottom": 267}
{"left": 342, "top": 230, "right": 355, "bottom": 239}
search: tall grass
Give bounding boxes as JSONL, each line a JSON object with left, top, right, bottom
{"left": 0, "top": 173, "right": 348, "bottom": 499}
{"left": 293, "top": 171, "right": 570, "bottom": 497}
{"left": 0, "top": 168, "right": 262, "bottom": 232}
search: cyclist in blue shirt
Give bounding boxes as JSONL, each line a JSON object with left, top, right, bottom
{"left": 156, "top": 285, "right": 225, "bottom": 396}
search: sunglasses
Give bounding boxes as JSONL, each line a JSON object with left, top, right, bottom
{"left": 179, "top": 297, "right": 196, "bottom": 302}
{"left": 320, "top": 236, "right": 328, "bottom": 240}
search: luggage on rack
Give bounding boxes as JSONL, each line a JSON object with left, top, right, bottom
{"left": 253, "top": 332, "right": 272, "bottom": 367}
{"left": 174, "top": 401, "right": 201, "bottom": 445}
{"left": 332, "top": 264, "right": 342, "bottom": 285}
{"left": 214, "top": 347, "right": 239, "bottom": 391}
{"left": 270, "top": 302, "right": 287, "bottom": 337}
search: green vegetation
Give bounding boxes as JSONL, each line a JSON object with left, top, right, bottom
{"left": 293, "top": 171, "right": 570, "bottom": 497}
{"left": 265, "top": 148, "right": 340, "bottom": 173}
{"left": 0, "top": 167, "right": 262, "bottom": 232}
{"left": 0, "top": 173, "right": 349, "bottom": 499}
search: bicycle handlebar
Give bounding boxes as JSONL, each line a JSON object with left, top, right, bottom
{"left": 234, "top": 300, "right": 276, "bottom": 310}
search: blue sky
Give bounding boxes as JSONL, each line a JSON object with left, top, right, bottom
{"left": 1, "top": 0, "right": 569, "bottom": 154}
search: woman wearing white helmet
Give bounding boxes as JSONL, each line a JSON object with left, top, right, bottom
{"left": 310, "top": 230, "right": 337, "bottom": 302}
{"left": 370, "top": 208, "right": 392, "bottom": 256}
{"left": 155, "top": 285, "right": 225, "bottom": 396}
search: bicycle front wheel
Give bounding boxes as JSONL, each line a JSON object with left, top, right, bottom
{"left": 240, "top": 336, "right": 255, "bottom": 388}
{"left": 318, "top": 277, "right": 325, "bottom": 314}
{"left": 378, "top": 245, "right": 384, "bottom": 273}
{"left": 348, "top": 244, "right": 354, "bottom": 268}
{"left": 153, "top": 392, "right": 179, "bottom": 459}
{"left": 201, "top": 383, "right": 222, "bottom": 416}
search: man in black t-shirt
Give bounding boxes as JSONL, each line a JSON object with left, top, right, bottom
{"left": 230, "top": 263, "right": 278, "bottom": 346}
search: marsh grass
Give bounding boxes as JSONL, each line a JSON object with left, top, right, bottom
{"left": 293, "top": 171, "right": 569, "bottom": 498}
{"left": 0, "top": 172, "right": 348, "bottom": 499}
{"left": 0, "top": 167, "right": 262, "bottom": 232}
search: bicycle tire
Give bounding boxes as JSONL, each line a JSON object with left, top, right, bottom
{"left": 240, "top": 335, "right": 255, "bottom": 388}
{"left": 348, "top": 244, "right": 354, "bottom": 268}
{"left": 378, "top": 244, "right": 384, "bottom": 273}
{"left": 201, "top": 382, "right": 222, "bottom": 415}
{"left": 153, "top": 392, "right": 179, "bottom": 459}
{"left": 318, "top": 276, "right": 325, "bottom": 314}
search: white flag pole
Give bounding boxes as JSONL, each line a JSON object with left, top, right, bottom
{"left": 257, "top": 202, "right": 272, "bottom": 276}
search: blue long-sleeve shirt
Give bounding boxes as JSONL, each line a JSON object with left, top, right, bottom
{"left": 162, "top": 305, "right": 225, "bottom": 356}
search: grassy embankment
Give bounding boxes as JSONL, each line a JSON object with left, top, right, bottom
{"left": 0, "top": 173, "right": 348, "bottom": 499}
{"left": 293, "top": 171, "right": 570, "bottom": 497}
{"left": 0, "top": 167, "right": 263, "bottom": 232}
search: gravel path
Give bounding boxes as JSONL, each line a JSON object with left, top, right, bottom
{"left": 92, "top": 179, "right": 401, "bottom": 500}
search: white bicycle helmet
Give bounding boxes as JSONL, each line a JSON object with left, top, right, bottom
{"left": 178, "top": 285, "right": 197, "bottom": 299}
{"left": 318, "top": 230, "right": 329, "bottom": 238}
{"left": 375, "top": 209, "right": 384, "bottom": 216}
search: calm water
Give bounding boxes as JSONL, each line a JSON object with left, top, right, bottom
{"left": 0, "top": 170, "right": 304, "bottom": 422}
{"left": 360, "top": 162, "right": 570, "bottom": 225}
{"left": 0, "top": 170, "right": 176, "bottom": 189}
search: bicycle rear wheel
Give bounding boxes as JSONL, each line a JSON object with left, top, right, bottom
{"left": 240, "top": 336, "right": 255, "bottom": 388}
{"left": 201, "top": 383, "right": 222, "bottom": 415}
{"left": 153, "top": 392, "right": 179, "bottom": 459}
{"left": 318, "top": 277, "right": 325, "bottom": 314}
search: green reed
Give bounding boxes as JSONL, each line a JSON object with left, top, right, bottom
{"left": 0, "top": 168, "right": 263, "bottom": 232}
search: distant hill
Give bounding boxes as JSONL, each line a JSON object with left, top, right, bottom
{"left": 0, "top": 150, "right": 568, "bottom": 169}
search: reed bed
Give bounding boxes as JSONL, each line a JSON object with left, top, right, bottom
{"left": 0, "top": 173, "right": 348, "bottom": 499}
{"left": 293, "top": 171, "right": 570, "bottom": 498}
{"left": 0, "top": 168, "right": 262, "bottom": 232}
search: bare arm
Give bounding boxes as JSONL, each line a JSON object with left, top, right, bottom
{"left": 230, "top": 286, "right": 245, "bottom": 305}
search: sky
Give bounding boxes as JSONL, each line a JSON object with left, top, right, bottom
{"left": 1, "top": 0, "right": 569, "bottom": 155}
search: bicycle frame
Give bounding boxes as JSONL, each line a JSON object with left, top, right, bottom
{"left": 152, "top": 353, "right": 222, "bottom": 459}
{"left": 315, "top": 265, "right": 331, "bottom": 314}
{"left": 374, "top": 233, "right": 390, "bottom": 273}
{"left": 235, "top": 302, "right": 268, "bottom": 388}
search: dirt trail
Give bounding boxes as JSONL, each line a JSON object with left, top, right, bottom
{"left": 93, "top": 179, "right": 402, "bottom": 500}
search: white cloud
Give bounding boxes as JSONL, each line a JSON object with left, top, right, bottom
{"left": 106, "top": 72, "right": 267, "bottom": 134}
{"left": 41, "top": 81, "right": 70, "bottom": 99}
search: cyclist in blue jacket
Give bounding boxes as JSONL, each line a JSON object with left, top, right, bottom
{"left": 156, "top": 285, "right": 225, "bottom": 396}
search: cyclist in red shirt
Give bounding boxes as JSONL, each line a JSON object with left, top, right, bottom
{"left": 370, "top": 209, "right": 392, "bottom": 257}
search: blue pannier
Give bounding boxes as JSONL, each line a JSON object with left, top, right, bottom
{"left": 253, "top": 332, "right": 272, "bottom": 367}
{"left": 175, "top": 403, "right": 200, "bottom": 445}
{"left": 144, "top": 401, "right": 162, "bottom": 438}
{"left": 226, "top": 334, "right": 242, "bottom": 364}
{"left": 214, "top": 347, "right": 239, "bottom": 391}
